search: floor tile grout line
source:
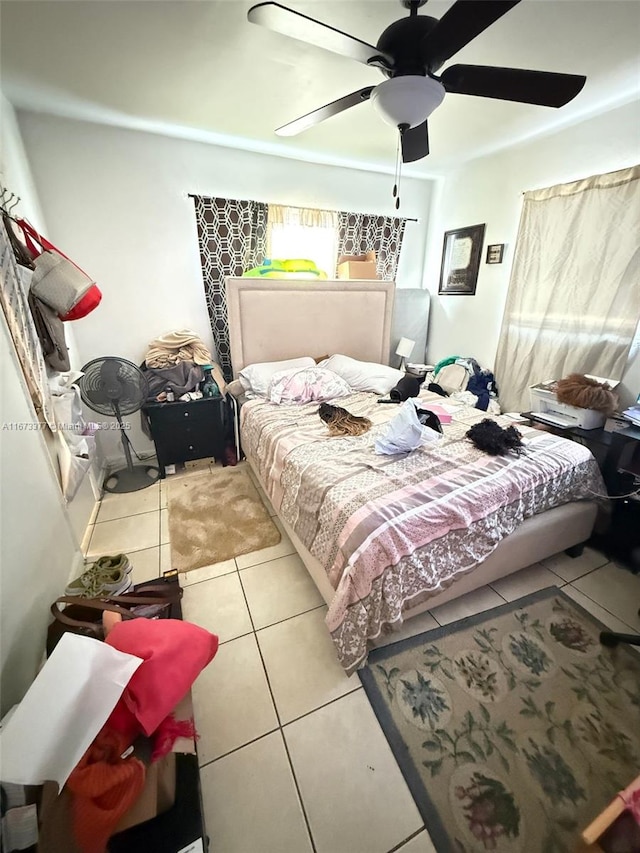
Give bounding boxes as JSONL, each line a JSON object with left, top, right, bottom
{"left": 237, "top": 546, "right": 298, "bottom": 571}
{"left": 235, "top": 566, "right": 319, "bottom": 852}
{"left": 544, "top": 560, "right": 610, "bottom": 585}
{"left": 181, "top": 564, "right": 244, "bottom": 588}
{"left": 280, "top": 685, "right": 363, "bottom": 729}
{"left": 235, "top": 569, "right": 282, "bottom": 725}
{"left": 565, "top": 580, "right": 640, "bottom": 632}
{"left": 277, "top": 728, "right": 318, "bottom": 853}
{"left": 386, "top": 827, "right": 428, "bottom": 853}
{"left": 254, "top": 602, "right": 327, "bottom": 634}
{"left": 197, "top": 727, "right": 281, "bottom": 769}
{"left": 428, "top": 610, "right": 442, "bottom": 627}
{"left": 217, "top": 630, "right": 255, "bottom": 647}
{"left": 93, "top": 507, "right": 162, "bottom": 527}
{"left": 96, "top": 504, "right": 162, "bottom": 525}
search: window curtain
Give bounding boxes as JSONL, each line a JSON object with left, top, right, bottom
{"left": 494, "top": 165, "right": 640, "bottom": 412}
{"left": 337, "top": 212, "right": 407, "bottom": 280}
{"left": 267, "top": 205, "right": 338, "bottom": 277}
{"left": 193, "top": 196, "right": 267, "bottom": 380}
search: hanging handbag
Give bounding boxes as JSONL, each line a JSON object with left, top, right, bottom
{"left": 16, "top": 218, "right": 102, "bottom": 321}
{"left": 46, "top": 584, "right": 183, "bottom": 656}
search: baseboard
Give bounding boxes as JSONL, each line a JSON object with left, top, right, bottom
{"left": 67, "top": 548, "right": 86, "bottom": 585}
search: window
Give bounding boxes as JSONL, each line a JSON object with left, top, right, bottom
{"left": 266, "top": 205, "right": 338, "bottom": 277}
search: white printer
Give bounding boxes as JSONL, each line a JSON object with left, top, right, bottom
{"left": 529, "top": 375, "right": 619, "bottom": 430}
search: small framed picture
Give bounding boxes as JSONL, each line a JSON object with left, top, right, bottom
{"left": 486, "top": 244, "right": 505, "bottom": 264}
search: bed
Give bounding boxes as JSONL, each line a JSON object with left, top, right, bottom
{"left": 227, "top": 277, "right": 601, "bottom": 672}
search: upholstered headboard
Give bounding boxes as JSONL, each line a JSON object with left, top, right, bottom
{"left": 226, "top": 278, "right": 395, "bottom": 376}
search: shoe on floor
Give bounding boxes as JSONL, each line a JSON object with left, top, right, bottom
{"left": 65, "top": 563, "right": 133, "bottom": 598}
{"left": 92, "top": 554, "right": 132, "bottom": 575}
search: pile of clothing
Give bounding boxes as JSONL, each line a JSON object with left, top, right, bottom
{"left": 141, "top": 330, "right": 225, "bottom": 402}
{"left": 430, "top": 355, "right": 500, "bottom": 413}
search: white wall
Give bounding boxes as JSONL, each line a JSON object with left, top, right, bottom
{"left": 17, "top": 111, "right": 434, "bottom": 461}
{"left": 422, "top": 99, "right": 640, "bottom": 407}
{"left": 1, "top": 98, "right": 84, "bottom": 713}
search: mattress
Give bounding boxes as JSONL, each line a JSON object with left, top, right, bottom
{"left": 240, "top": 391, "right": 604, "bottom": 672}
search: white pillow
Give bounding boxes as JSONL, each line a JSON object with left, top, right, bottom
{"left": 320, "top": 354, "right": 404, "bottom": 395}
{"left": 238, "top": 357, "right": 315, "bottom": 397}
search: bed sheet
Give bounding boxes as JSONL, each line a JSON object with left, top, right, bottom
{"left": 240, "top": 391, "right": 604, "bottom": 672}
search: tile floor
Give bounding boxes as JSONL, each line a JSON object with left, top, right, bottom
{"left": 82, "top": 462, "right": 640, "bottom": 853}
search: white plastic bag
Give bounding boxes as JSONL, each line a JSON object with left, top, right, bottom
{"left": 52, "top": 384, "right": 95, "bottom": 500}
{"left": 375, "top": 399, "right": 443, "bottom": 455}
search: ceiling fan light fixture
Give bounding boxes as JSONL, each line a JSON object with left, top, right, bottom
{"left": 370, "top": 75, "right": 445, "bottom": 129}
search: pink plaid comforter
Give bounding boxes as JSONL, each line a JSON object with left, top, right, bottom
{"left": 241, "top": 392, "right": 603, "bottom": 672}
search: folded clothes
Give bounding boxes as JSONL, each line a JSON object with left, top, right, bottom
{"left": 145, "top": 330, "right": 212, "bottom": 368}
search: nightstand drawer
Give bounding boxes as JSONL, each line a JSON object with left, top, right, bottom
{"left": 142, "top": 396, "right": 228, "bottom": 477}
{"left": 147, "top": 399, "right": 224, "bottom": 426}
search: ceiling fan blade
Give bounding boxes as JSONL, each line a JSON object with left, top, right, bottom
{"left": 441, "top": 64, "right": 586, "bottom": 107}
{"left": 421, "top": 0, "right": 521, "bottom": 72}
{"left": 275, "top": 87, "right": 374, "bottom": 136}
{"left": 247, "top": 2, "right": 393, "bottom": 70}
{"left": 401, "top": 122, "right": 429, "bottom": 163}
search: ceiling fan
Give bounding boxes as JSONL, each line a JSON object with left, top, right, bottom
{"left": 247, "top": 0, "right": 587, "bottom": 163}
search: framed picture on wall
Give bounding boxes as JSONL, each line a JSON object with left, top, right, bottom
{"left": 486, "top": 243, "right": 505, "bottom": 264}
{"left": 438, "top": 223, "right": 486, "bottom": 295}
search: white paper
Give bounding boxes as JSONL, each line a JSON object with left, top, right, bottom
{"left": 0, "top": 633, "right": 142, "bottom": 787}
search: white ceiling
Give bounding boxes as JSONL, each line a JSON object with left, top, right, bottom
{"left": 1, "top": 0, "right": 639, "bottom": 178}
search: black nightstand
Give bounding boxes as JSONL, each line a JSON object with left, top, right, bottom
{"left": 142, "top": 396, "right": 227, "bottom": 478}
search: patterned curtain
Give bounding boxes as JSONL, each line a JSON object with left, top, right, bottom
{"left": 336, "top": 212, "right": 406, "bottom": 280}
{"left": 193, "top": 196, "right": 267, "bottom": 379}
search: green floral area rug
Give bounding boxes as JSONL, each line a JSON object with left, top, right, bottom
{"left": 359, "top": 588, "right": 640, "bottom": 853}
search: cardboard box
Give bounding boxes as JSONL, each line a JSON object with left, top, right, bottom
{"left": 337, "top": 250, "right": 378, "bottom": 280}
{"left": 112, "top": 696, "right": 195, "bottom": 834}
{"left": 113, "top": 752, "right": 177, "bottom": 833}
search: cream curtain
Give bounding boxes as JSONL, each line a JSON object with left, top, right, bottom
{"left": 267, "top": 204, "right": 338, "bottom": 229}
{"left": 495, "top": 165, "right": 640, "bottom": 412}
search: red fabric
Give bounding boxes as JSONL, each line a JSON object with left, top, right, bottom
{"left": 66, "top": 729, "right": 145, "bottom": 853}
{"left": 105, "top": 618, "right": 218, "bottom": 739}
{"left": 151, "top": 715, "right": 198, "bottom": 762}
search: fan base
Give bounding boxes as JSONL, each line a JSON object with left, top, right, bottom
{"left": 103, "top": 464, "right": 160, "bottom": 494}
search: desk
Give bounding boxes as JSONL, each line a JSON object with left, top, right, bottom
{"left": 521, "top": 413, "right": 640, "bottom": 572}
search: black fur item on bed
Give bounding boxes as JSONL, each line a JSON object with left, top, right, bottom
{"left": 466, "top": 419, "right": 524, "bottom": 456}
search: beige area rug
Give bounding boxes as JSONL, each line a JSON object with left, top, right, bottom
{"left": 167, "top": 467, "right": 281, "bottom": 571}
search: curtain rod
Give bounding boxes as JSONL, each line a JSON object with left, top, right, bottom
{"left": 187, "top": 194, "right": 418, "bottom": 222}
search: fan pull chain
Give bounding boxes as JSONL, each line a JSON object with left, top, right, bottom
{"left": 392, "top": 129, "right": 401, "bottom": 203}
{"left": 393, "top": 125, "right": 407, "bottom": 210}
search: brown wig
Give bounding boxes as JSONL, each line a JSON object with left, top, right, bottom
{"left": 318, "top": 403, "right": 372, "bottom": 437}
{"left": 555, "top": 373, "right": 618, "bottom": 414}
